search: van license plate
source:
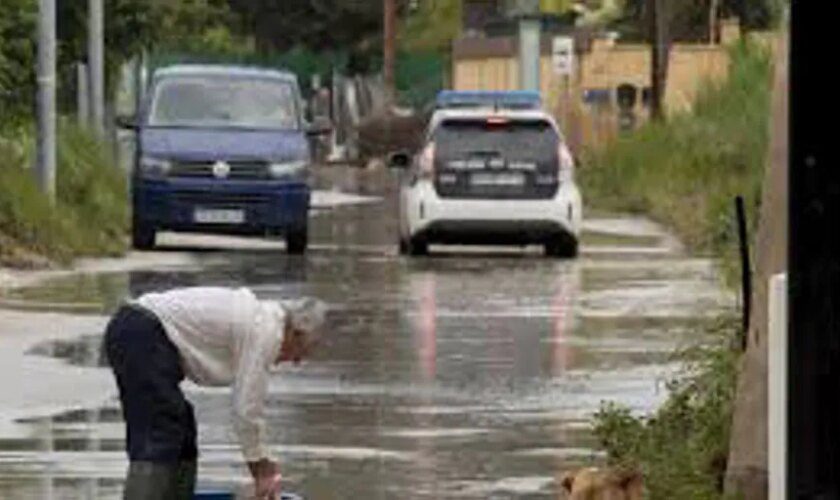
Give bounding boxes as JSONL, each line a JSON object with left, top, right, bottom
{"left": 194, "top": 209, "right": 245, "bottom": 224}
{"left": 470, "top": 172, "right": 524, "bottom": 187}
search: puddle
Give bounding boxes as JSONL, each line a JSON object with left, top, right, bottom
{"left": 0, "top": 165, "right": 731, "bottom": 499}
{"left": 26, "top": 335, "right": 108, "bottom": 368}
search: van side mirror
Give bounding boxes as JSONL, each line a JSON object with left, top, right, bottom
{"left": 116, "top": 114, "right": 138, "bottom": 130}
{"left": 388, "top": 151, "right": 411, "bottom": 169}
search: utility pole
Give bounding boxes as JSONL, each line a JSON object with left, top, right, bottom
{"left": 649, "top": 0, "right": 668, "bottom": 120}
{"left": 89, "top": 0, "right": 105, "bottom": 137}
{"left": 36, "top": 0, "right": 56, "bottom": 200}
{"left": 514, "top": 0, "right": 542, "bottom": 92}
{"left": 518, "top": 17, "right": 542, "bottom": 92}
{"left": 709, "top": 0, "right": 720, "bottom": 44}
{"left": 383, "top": 0, "right": 397, "bottom": 105}
{"left": 77, "top": 62, "right": 90, "bottom": 127}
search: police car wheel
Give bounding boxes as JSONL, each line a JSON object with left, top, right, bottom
{"left": 407, "top": 236, "right": 428, "bottom": 256}
{"left": 545, "top": 235, "right": 578, "bottom": 259}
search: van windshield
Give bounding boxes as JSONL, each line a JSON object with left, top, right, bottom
{"left": 148, "top": 75, "right": 299, "bottom": 130}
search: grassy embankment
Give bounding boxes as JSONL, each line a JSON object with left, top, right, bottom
{"left": 0, "top": 122, "right": 128, "bottom": 268}
{"left": 581, "top": 40, "right": 772, "bottom": 499}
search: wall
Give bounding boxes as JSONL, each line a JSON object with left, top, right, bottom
{"left": 454, "top": 57, "right": 519, "bottom": 91}
{"left": 451, "top": 19, "right": 769, "bottom": 150}
{"left": 724, "top": 28, "right": 788, "bottom": 500}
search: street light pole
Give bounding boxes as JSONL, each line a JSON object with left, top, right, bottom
{"left": 649, "top": 0, "right": 668, "bottom": 120}
{"left": 383, "top": 0, "right": 397, "bottom": 104}
{"left": 77, "top": 62, "right": 90, "bottom": 127}
{"left": 518, "top": 17, "right": 542, "bottom": 92}
{"left": 36, "top": 0, "right": 56, "bottom": 200}
{"left": 514, "top": 0, "right": 542, "bottom": 92}
{"left": 89, "top": 0, "right": 105, "bottom": 137}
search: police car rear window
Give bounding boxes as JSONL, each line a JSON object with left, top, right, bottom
{"left": 434, "top": 120, "right": 559, "bottom": 161}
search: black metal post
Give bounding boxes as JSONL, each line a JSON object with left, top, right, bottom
{"left": 648, "top": 0, "right": 668, "bottom": 120}
{"left": 735, "top": 196, "right": 751, "bottom": 351}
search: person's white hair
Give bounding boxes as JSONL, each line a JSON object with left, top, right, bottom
{"left": 281, "top": 298, "right": 328, "bottom": 340}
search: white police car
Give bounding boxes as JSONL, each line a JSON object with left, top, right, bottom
{"left": 390, "top": 105, "right": 583, "bottom": 257}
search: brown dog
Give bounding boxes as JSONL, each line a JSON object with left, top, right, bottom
{"left": 561, "top": 467, "right": 644, "bottom": 500}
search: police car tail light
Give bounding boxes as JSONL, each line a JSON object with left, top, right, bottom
{"left": 558, "top": 143, "right": 575, "bottom": 183}
{"left": 419, "top": 142, "right": 436, "bottom": 179}
{"left": 486, "top": 117, "right": 510, "bottom": 126}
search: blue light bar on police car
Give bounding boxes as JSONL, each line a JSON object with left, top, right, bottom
{"left": 435, "top": 91, "right": 542, "bottom": 110}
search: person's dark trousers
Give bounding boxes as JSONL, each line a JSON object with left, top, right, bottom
{"left": 104, "top": 304, "right": 198, "bottom": 500}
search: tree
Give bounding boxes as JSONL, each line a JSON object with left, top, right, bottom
{"left": 721, "top": 0, "right": 783, "bottom": 31}
{"left": 56, "top": 0, "right": 165, "bottom": 106}
{"left": 400, "top": 0, "right": 462, "bottom": 52}
{"left": 227, "top": 0, "right": 387, "bottom": 55}
{"left": 0, "top": 0, "right": 37, "bottom": 121}
{"left": 541, "top": 0, "right": 574, "bottom": 14}
{"left": 151, "top": 0, "right": 246, "bottom": 54}
{"left": 608, "top": 0, "right": 781, "bottom": 42}
{"left": 1, "top": 0, "right": 248, "bottom": 120}
{"left": 573, "top": 0, "right": 624, "bottom": 26}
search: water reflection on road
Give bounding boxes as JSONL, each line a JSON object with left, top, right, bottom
{"left": 0, "top": 166, "right": 729, "bottom": 499}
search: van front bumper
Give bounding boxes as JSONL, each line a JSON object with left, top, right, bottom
{"left": 132, "top": 178, "right": 310, "bottom": 235}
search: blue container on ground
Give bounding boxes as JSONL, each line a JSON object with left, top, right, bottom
{"left": 194, "top": 492, "right": 302, "bottom": 500}
{"left": 194, "top": 493, "right": 233, "bottom": 500}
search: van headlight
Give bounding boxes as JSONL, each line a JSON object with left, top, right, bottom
{"left": 138, "top": 157, "right": 172, "bottom": 178}
{"left": 268, "top": 161, "right": 308, "bottom": 180}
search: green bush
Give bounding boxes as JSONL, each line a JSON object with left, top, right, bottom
{"left": 0, "top": 122, "right": 127, "bottom": 266}
{"left": 581, "top": 40, "right": 772, "bottom": 275}
{"left": 55, "top": 124, "right": 129, "bottom": 255}
{"left": 593, "top": 317, "right": 740, "bottom": 500}
{"left": 585, "top": 40, "right": 774, "bottom": 499}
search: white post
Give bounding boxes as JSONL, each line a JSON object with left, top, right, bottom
{"left": 77, "top": 62, "right": 90, "bottom": 127}
{"left": 89, "top": 0, "right": 105, "bottom": 137}
{"left": 768, "top": 272, "right": 788, "bottom": 500}
{"left": 518, "top": 17, "right": 541, "bottom": 92}
{"left": 36, "top": 0, "right": 57, "bottom": 200}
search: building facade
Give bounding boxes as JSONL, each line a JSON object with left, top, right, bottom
{"left": 452, "top": 17, "right": 755, "bottom": 149}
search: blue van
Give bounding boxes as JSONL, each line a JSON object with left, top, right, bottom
{"left": 122, "top": 65, "right": 326, "bottom": 253}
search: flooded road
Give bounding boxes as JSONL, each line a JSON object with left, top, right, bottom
{"left": 0, "top": 166, "right": 729, "bottom": 499}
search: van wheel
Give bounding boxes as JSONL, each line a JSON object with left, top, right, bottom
{"left": 132, "top": 223, "right": 156, "bottom": 250}
{"left": 407, "top": 236, "right": 428, "bottom": 256}
{"left": 286, "top": 228, "right": 308, "bottom": 255}
{"left": 545, "top": 235, "right": 578, "bottom": 259}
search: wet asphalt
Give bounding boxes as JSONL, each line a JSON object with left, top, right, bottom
{"left": 0, "top": 165, "right": 729, "bottom": 499}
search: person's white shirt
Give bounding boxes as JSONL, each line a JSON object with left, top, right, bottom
{"left": 135, "top": 287, "right": 285, "bottom": 462}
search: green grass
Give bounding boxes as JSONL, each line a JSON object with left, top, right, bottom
{"left": 583, "top": 40, "right": 774, "bottom": 499}
{"left": 0, "top": 121, "right": 128, "bottom": 267}
{"left": 593, "top": 316, "right": 740, "bottom": 500}
{"left": 581, "top": 40, "right": 772, "bottom": 284}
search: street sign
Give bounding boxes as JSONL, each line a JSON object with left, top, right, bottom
{"left": 552, "top": 36, "right": 575, "bottom": 76}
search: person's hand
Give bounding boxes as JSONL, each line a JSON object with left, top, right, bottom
{"left": 247, "top": 458, "right": 281, "bottom": 499}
